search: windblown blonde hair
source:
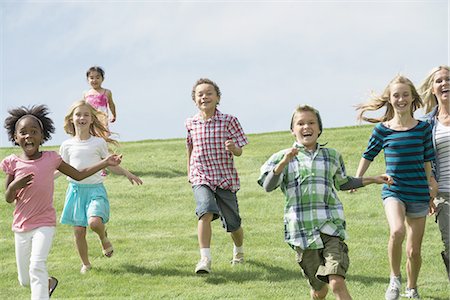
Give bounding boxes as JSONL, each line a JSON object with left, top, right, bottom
{"left": 418, "top": 65, "right": 450, "bottom": 114}
{"left": 64, "top": 100, "right": 118, "bottom": 147}
{"left": 356, "top": 75, "right": 423, "bottom": 123}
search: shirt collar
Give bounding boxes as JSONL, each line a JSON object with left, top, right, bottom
{"left": 293, "top": 141, "right": 319, "bottom": 152}
{"left": 193, "top": 109, "right": 221, "bottom": 122}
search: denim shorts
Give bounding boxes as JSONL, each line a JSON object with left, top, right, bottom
{"left": 193, "top": 184, "right": 241, "bottom": 232}
{"left": 383, "top": 197, "right": 429, "bottom": 218}
{"left": 60, "top": 182, "right": 110, "bottom": 227}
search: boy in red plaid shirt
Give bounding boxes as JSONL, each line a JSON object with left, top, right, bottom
{"left": 186, "top": 78, "right": 248, "bottom": 274}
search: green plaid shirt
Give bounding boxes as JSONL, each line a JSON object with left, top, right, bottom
{"left": 258, "top": 142, "right": 350, "bottom": 250}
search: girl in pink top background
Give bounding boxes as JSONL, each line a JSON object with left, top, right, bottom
{"left": 83, "top": 66, "right": 117, "bottom": 130}
{"left": 1, "top": 105, "right": 121, "bottom": 300}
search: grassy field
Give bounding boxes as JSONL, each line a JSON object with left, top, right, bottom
{"left": 0, "top": 126, "right": 449, "bottom": 299}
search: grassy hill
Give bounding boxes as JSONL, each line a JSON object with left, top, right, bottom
{"left": 0, "top": 126, "right": 448, "bottom": 299}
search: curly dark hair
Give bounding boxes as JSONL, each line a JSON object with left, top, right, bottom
{"left": 191, "top": 78, "right": 222, "bottom": 101}
{"left": 4, "top": 105, "right": 55, "bottom": 145}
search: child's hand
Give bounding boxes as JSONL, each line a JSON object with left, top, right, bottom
{"left": 127, "top": 173, "right": 143, "bottom": 185}
{"left": 106, "top": 154, "right": 122, "bottom": 166}
{"left": 225, "top": 139, "right": 237, "bottom": 152}
{"left": 225, "top": 139, "right": 242, "bottom": 156}
{"left": 377, "top": 174, "right": 393, "bottom": 186}
{"left": 282, "top": 148, "right": 298, "bottom": 163}
{"left": 429, "top": 198, "right": 436, "bottom": 215}
{"left": 429, "top": 180, "right": 438, "bottom": 199}
{"left": 11, "top": 173, "right": 34, "bottom": 190}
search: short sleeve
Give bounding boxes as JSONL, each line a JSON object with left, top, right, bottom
{"left": 362, "top": 125, "right": 383, "bottom": 161}
{"left": 47, "top": 151, "right": 63, "bottom": 169}
{"left": 228, "top": 116, "right": 248, "bottom": 148}
{"left": 185, "top": 119, "right": 193, "bottom": 146}
{"left": 0, "top": 156, "right": 14, "bottom": 175}
{"left": 98, "top": 139, "right": 109, "bottom": 159}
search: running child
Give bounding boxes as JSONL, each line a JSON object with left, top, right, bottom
{"left": 258, "top": 104, "right": 391, "bottom": 300}
{"left": 1, "top": 105, "right": 121, "bottom": 299}
{"left": 83, "top": 66, "right": 117, "bottom": 130}
{"left": 59, "top": 100, "right": 142, "bottom": 274}
{"left": 186, "top": 78, "right": 248, "bottom": 274}
{"left": 354, "top": 75, "right": 435, "bottom": 299}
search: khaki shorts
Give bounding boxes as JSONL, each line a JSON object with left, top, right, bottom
{"left": 295, "top": 234, "right": 349, "bottom": 291}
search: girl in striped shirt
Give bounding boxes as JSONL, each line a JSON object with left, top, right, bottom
{"left": 355, "top": 75, "right": 435, "bottom": 300}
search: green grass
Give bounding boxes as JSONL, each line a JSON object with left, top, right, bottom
{"left": 0, "top": 126, "right": 449, "bottom": 299}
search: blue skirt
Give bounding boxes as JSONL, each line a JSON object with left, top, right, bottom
{"left": 60, "top": 182, "right": 110, "bottom": 227}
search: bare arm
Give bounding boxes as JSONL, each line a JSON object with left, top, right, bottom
{"left": 187, "top": 144, "right": 193, "bottom": 181}
{"left": 108, "top": 165, "right": 143, "bottom": 185}
{"left": 107, "top": 90, "right": 117, "bottom": 123}
{"left": 355, "top": 157, "right": 372, "bottom": 177}
{"left": 57, "top": 154, "right": 121, "bottom": 181}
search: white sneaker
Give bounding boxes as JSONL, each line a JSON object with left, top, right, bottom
{"left": 231, "top": 252, "right": 244, "bottom": 265}
{"left": 401, "top": 287, "right": 420, "bottom": 299}
{"left": 385, "top": 276, "right": 401, "bottom": 300}
{"left": 80, "top": 264, "right": 92, "bottom": 274}
{"left": 195, "top": 257, "right": 211, "bottom": 274}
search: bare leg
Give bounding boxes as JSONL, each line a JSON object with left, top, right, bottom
{"left": 89, "top": 216, "right": 112, "bottom": 256}
{"left": 198, "top": 213, "right": 214, "bottom": 248}
{"left": 310, "top": 285, "right": 328, "bottom": 300}
{"left": 230, "top": 226, "right": 243, "bottom": 247}
{"left": 405, "top": 216, "right": 426, "bottom": 288}
{"left": 384, "top": 200, "right": 406, "bottom": 277}
{"left": 329, "top": 275, "right": 352, "bottom": 300}
{"left": 74, "top": 226, "right": 90, "bottom": 266}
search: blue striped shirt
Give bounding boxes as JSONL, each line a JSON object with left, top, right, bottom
{"left": 363, "top": 121, "right": 435, "bottom": 202}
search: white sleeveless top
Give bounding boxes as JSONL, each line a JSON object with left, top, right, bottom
{"left": 435, "top": 120, "right": 450, "bottom": 192}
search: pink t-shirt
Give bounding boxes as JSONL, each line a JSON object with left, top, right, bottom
{"left": 0, "top": 151, "right": 62, "bottom": 232}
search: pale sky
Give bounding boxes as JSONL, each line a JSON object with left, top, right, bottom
{"left": 1, "top": 0, "right": 449, "bottom": 147}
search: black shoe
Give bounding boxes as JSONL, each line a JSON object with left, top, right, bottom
{"left": 441, "top": 251, "right": 450, "bottom": 281}
{"left": 49, "top": 276, "right": 58, "bottom": 298}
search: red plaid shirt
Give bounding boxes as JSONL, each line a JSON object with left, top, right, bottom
{"left": 186, "top": 110, "right": 248, "bottom": 192}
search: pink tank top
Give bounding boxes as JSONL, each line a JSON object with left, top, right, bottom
{"left": 85, "top": 90, "right": 108, "bottom": 114}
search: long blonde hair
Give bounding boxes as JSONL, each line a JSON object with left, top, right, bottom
{"left": 356, "top": 75, "right": 423, "bottom": 123}
{"left": 64, "top": 100, "right": 118, "bottom": 146}
{"left": 418, "top": 65, "right": 450, "bottom": 114}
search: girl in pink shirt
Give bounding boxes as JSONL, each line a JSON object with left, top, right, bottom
{"left": 83, "top": 66, "right": 117, "bottom": 131}
{"left": 1, "top": 105, "right": 121, "bottom": 300}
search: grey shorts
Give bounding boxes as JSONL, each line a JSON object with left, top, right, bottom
{"left": 434, "top": 192, "right": 450, "bottom": 252}
{"left": 193, "top": 184, "right": 242, "bottom": 232}
{"left": 383, "top": 197, "right": 429, "bottom": 218}
{"left": 295, "top": 234, "right": 350, "bottom": 291}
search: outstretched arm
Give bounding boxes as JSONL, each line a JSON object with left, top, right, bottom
{"left": 355, "top": 157, "right": 372, "bottom": 177}
{"left": 108, "top": 165, "right": 143, "bottom": 185}
{"left": 58, "top": 154, "right": 122, "bottom": 181}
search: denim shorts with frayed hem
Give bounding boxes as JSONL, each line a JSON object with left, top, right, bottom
{"left": 193, "top": 185, "right": 241, "bottom": 232}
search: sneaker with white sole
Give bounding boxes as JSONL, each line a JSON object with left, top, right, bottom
{"left": 385, "top": 276, "right": 401, "bottom": 300}
{"left": 401, "top": 287, "right": 420, "bottom": 299}
{"left": 231, "top": 252, "right": 244, "bottom": 265}
{"left": 195, "top": 257, "right": 211, "bottom": 274}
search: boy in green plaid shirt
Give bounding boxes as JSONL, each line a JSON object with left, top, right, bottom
{"left": 258, "top": 105, "right": 392, "bottom": 300}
